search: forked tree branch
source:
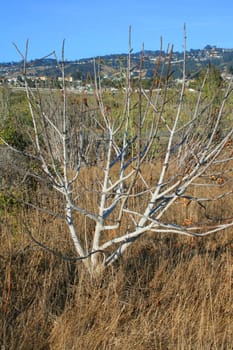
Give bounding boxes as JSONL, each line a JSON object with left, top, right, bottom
{"left": 3, "top": 27, "right": 233, "bottom": 275}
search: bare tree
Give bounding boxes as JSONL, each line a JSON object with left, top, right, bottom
{"left": 2, "top": 27, "right": 233, "bottom": 275}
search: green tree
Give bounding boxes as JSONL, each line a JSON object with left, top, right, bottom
{"left": 197, "top": 64, "right": 223, "bottom": 99}
{"left": 0, "top": 89, "right": 32, "bottom": 150}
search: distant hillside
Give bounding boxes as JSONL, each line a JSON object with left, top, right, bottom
{"left": 1, "top": 45, "right": 233, "bottom": 83}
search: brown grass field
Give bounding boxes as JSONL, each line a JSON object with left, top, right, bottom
{"left": 0, "top": 161, "right": 233, "bottom": 350}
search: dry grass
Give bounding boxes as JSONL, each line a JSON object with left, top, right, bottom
{"left": 0, "top": 167, "right": 233, "bottom": 350}
{"left": 47, "top": 231, "right": 233, "bottom": 350}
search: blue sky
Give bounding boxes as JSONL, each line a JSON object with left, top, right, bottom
{"left": 1, "top": 0, "right": 233, "bottom": 62}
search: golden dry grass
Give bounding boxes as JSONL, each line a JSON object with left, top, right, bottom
{"left": 0, "top": 166, "right": 233, "bottom": 350}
